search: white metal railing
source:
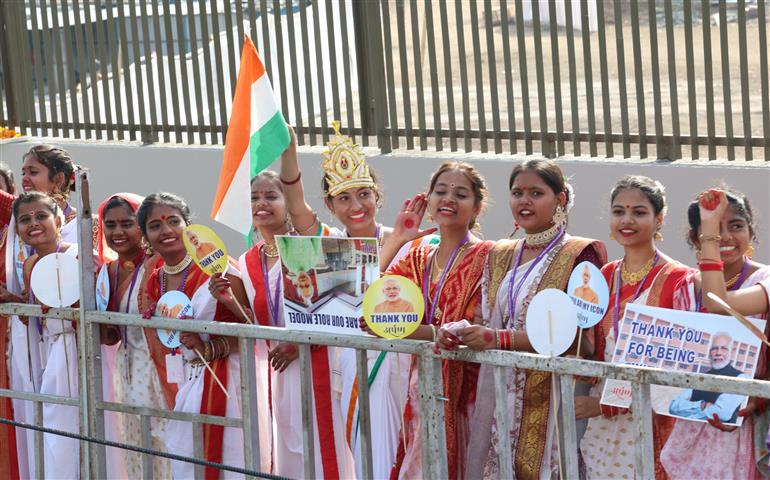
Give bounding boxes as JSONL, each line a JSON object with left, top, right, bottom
{"left": 0, "top": 169, "right": 769, "bottom": 480}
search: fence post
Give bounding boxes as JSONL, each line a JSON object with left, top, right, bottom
{"left": 238, "top": 337, "right": 262, "bottom": 475}
{"left": 75, "top": 169, "right": 104, "bottom": 479}
{"left": 352, "top": 0, "right": 391, "bottom": 152}
{"left": 631, "top": 381, "right": 654, "bottom": 480}
{"left": 0, "top": 0, "right": 32, "bottom": 132}
{"left": 417, "top": 347, "right": 448, "bottom": 478}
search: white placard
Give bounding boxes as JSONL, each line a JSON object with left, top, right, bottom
{"left": 526, "top": 288, "right": 578, "bottom": 356}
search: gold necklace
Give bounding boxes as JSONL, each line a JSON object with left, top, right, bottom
{"left": 724, "top": 265, "right": 745, "bottom": 289}
{"left": 429, "top": 243, "right": 468, "bottom": 321}
{"left": 621, "top": 254, "right": 656, "bottom": 285}
{"left": 162, "top": 254, "right": 193, "bottom": 275}
{"left": 524, "top": 223, "right": 561, "bottom": 247}
{"left": 263, "top": 243, "right": 279, "bottom": 258}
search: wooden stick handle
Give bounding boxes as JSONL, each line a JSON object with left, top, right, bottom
{"left": 228, "top": 286, "right": 253, "bottom": 324}
{"left": 193, "top": 348, "right": 230, "bottom": 399}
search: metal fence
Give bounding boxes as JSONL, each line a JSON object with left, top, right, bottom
{"left": 0, "top": 168, "right": 769, "bottom": 479}
{"left": 0, "top": 1, "right": 768, "bottom": 161}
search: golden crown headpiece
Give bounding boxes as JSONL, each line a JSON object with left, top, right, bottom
{"left": 322, "top": 121, "right": 375, "bottom": 197}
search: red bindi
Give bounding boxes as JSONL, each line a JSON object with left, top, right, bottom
{"left": 404, "top": 219, "right": 415, "bottom": 229}
{"left": 160, "top": 215, "right": 167, "bottom": 221}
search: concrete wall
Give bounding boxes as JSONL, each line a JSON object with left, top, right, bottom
{"left": 1, "top": 138, "right": 768, "bottom": 265}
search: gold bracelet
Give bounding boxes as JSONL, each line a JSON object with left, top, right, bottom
{"left": 294, "top": 213, "right": 319, "bottom": 235}
{"left": 699, "top": 234, "right": 722, "bottom": 243}
{"left": 430, "top": 324, "right": 437, "bottom": 342}
{"left": 494, "top": 328, "right": 500, "bottom": 349}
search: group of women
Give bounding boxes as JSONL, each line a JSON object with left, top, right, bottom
{"left": 0, "top": 127, "right": 767, "bottom": 480}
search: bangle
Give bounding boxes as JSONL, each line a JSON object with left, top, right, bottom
{"left": 698, "top": 258, "right": 722, "bottom": 264}
{"left": 699, "top": 262, "right": 724, "bottom": 272}
{"left": 699, "top": 234, "right": 722, "bottom": 243}
{"left": 494, "top": 328, "right": 500, "bottom": 349}
{"left": 294, "top": 213, "right": 319, "bottom": 235}
{"left": 280, "top": 171, "right": 302, "bottom": 185}
{"left": 430, "top": 324, "right": 437, "bottom": 342}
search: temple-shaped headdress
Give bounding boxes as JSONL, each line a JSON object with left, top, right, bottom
{"left": 321, "top": 121, "right": 375, "bottom": 197}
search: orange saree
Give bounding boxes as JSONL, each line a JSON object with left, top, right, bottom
{"left": 388, "top": 240, "right": 494, "bottom": 480}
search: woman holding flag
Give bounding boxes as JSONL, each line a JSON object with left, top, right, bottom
{"left": 137, "top": 192, "right": 251, "bottom": 479}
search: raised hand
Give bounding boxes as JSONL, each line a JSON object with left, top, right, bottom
{"left": 208, "top": 273, "right": 234, "bottom": 305}
{"left": 269, "top": 343, "right": 299, "bottom": 372}
{"left": 698, "top": 188, "right": 728, "bottom": 227}
{"left": 392, "top": 193, "right": 437, "bottom": 244}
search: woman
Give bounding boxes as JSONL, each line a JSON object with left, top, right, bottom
{"left": 97, "top": 193, "right": 171, "bottom": 478}
{"left": 699, "top": 189, "right": 770, "bottom": 316}
{"left": 0, "top": 161, "right": 18, "bottom": 479}
{"left": 237, "top": 170, "right": 304, "bottom": 477}
{"left": 464, "top": 159, "right": 606, "bottom": 479}
{"left": 10, "top": 192, "right": 84, "bottom": 478}
{"left": 660, "top": 188, "right": 768, "bottom": 479}
{"left": 282, "top": 125, "right": 430, "bottom": 478}
{"left": 137, "top": 193, "right": 250, "bottom": 479}
{"left": 382, "top": 161, "right": 494, "bottom": 479}
{"left": 578, "top": 176, "right": 689, "bottom": 479}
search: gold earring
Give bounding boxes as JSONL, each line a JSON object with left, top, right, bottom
{"left": 141, "top": 238, "right": 154, "bottom": 256}
{"left": 654, "top": 228, "right": 663, "bottom": 242}
{"left": 552, "top": 205, "right": 567, "bottom": 227}
{"left": 745, "top": 245, "right": 755, "bottom": 258}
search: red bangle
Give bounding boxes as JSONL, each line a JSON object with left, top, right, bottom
{"left": 699, "top": 262, "right": 724, "bottom": 272}
{"left": 280, "top": 171, "right": 302, "bottom": 185}
{"left": 500, "top": 330, "right": 512, "bottom": 350}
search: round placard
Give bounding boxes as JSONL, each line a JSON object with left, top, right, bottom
{"left": 183, "top": 224, "right": 228, "bottom": 275}
{"left": 155, "top": 290, "right": 194, "bottom": 349}
{"left": 362, "top": 275, "right": 424, "bottom": 339}
{"left": 525, "top": 288, "right": 578, "bottom": 357}
{"left": 30, "top": 253, "right": 81, "bottom": 308}
{"left": 95, "top": 264, "right": 110, "bottom": 311}
{"left": 567, "top": 261, "right": 610, "bottom": 328}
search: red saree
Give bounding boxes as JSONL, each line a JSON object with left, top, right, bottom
{"left": 388, "top": 240, "right": 494, "bottom": 480}
{"left": 144, "top": 261, "right": 241, "bottom": 480}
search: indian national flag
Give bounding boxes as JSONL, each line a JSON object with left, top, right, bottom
{"left": 212, "top": 35, "right": 289, "bottom": 234}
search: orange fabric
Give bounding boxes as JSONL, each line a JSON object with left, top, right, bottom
{"left": 388, "top": 241, "right": 493, "bottom": 480}
{"left": 595, "top": 259, "right": 691, "bottom": 480}
{"left": 145, "top": 261, "right": 241, "bottom": 479}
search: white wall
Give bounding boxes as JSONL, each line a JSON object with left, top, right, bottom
{"left": 1, "top": 138, "right": 768, "bottom": 266}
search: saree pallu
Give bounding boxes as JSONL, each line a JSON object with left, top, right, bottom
{"left": 467, "top": 236, "right": 606, "bottom": 480}
{"left": 661, "top": 266, "right": 770, "bottom": 480}
{"left": 581, "top": 259, "right": 690, "bottom": 480}
{"left": 144, "top": 262, "right": 244, "bottom": 480}
{"left": 388, "top": 240, "right": 493, "bottom": 480}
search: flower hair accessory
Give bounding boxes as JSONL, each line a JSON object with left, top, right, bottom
{"left": 564, "top": 177, "right": 575, "bottom": 212}
{"left": 321, "top": 120, "right": 375, "bottom": 197}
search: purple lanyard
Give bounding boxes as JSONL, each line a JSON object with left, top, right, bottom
{"left": 612, "top": 252, "right": 660, "bottom": 337}
{"left": 695, "top": 257, "right": 750, "bottom": 310}
{"left": 261, "top": 248, "right": 282, "bottom": 325}
{"left": 160, "top": 264, "right": 191, "bottom": 295}
{"left": 422, "top": 233, "right": 469, "bottom": 325}
{"left": 506, "top": 227, "right": 565, "bottom": 324}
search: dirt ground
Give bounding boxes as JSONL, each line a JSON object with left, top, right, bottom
{"left": 376, "top": 0, "right": 769, "bottom": 160}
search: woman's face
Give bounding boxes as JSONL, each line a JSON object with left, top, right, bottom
{"left": 21, "top": 156, "right": 60, "bottom": 194}
{"left": 327, "top": 186, "right": 378, "bottom": 231}
{"left": 610, "top": 188, "right": 661, "bottom": 248}
{"left": 16, "top": 201, "right": 61, "bottom": 248}
{"left": 509, "top": 171, "right": 565, "bottom": 234}
{"left": 0, "top": 175, "right": 12, "bottom": 194}
{"left": 428, "top": 170, "right": 480, "bottom": 231}
{"left": 251, "top": 177, "right": 287, "bottom": 231}
{"left": 186, "top": 231, "right": 200, "bottom": 248}
{"left": 144, "top": 204, "right": 187, "bottom": 261}
{"left": 103, "top": 204, "right": 143, "bottom": 257}
{"left": 696, "top": 204, "right": 752, "bottom": 267}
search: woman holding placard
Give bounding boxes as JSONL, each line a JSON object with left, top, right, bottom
{"left": 281, "top": 125, "right": 432, "bottom": 478}
{"left": 96, "top": 193, "right": 172, "bottom": 478}
{"left": 668, "top": 188, "right": 770, "bottom": 478}
{"left": 461, "top": 159, "right": 606, "bottom": 479}
{"left": 578, "top": 176, "right": 689, "bottom": 479}
{"left": 383, "top": 161, "right": 494, "bottom": 479}
{"left": 9, "top": 192, "right": 84, "bottom": 478}
{"left": 136, "top": 193, "right": 250, "bottom": 479}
